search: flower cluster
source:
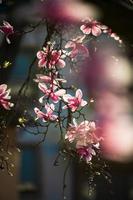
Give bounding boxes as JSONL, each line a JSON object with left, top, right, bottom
{"left": 0, "top": 84, "right": 14, "bottom": 110}
{"left": 34, "top": 42, "right": 88, "bottom": 123}
{"left": 34, "top": 40, "right": 91, "bottom": 162}
{"left": 33, "top": 17, "right": 121, "bottom": 163}
{"left": 65, "top": 119, "right": 101, "bottom": 162}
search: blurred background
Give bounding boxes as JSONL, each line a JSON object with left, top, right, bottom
{"left": 0, "top": 0, "right": 133, "bottom": 200}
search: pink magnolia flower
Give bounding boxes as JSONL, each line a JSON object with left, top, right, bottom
{"left": 37, "top": 46, "right": 66, "bottom": 68}
{"left": 65, "top": 35, "right": 89, "bottom": 58}
{"left": 0, "top": 21, "right": 14, "bottom": 44}
{"left": 77, "top": 146, "right": 96, "bottom": 163}
{"left": 0, "top": 84, "right": 14, "bottom": 110}
{"left": 38, "top": 82, "right": 66, "bottom": 103}
{"left": 34, "top": 103, "right": 57, "bottom": 122}
{"left": 63, "top": 89, "right": 87, "bottom": 112}
{"left": 80, "top": 18, "right": 107, "bottom": 36}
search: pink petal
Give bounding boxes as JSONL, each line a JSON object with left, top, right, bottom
{"left": 93, "top": 143, "right": 100, "bottom": 149}
{"left": 71, "top": 106, "right": 77, "bottom": 112}
{"left": 34, "top": 108, "right": 45, "bottom": 119}
{"left": 86, "top": 155, "right": 92, "bottom": 163}
{"left": 97, "top": 24, "right": 108, "bottom": 30}
{"left": 39, "top": 96, "right": 44, "bottom": 103}
{"left": 50, "top": 114, "right": 57, "bottom": 121}
{"left": 76, "top": 89, "right": 83, "bottom": 100}
{"left": 90, "top": 148, "right": 96, "bottom": 155}
{"left": 92, "top": 26, "right": 102, "bottom": 36}
{"left": 89, "top": 121, "right": 96, "bottom": 130}
{"left": 56, "top": 78, "right": 67, "bottom": 83}
{"left": 72, "top": 118, "right": 78, "bottom": 126}
{"left": 0, "top": 84, "right": 7, "bottom": 92}
{"left": 3, "top": 89, "right": 11, "bottom": 99}
{"left": 35, "top": 74, "right": 52, "bottom": 83}
{"left": 3, "top": 21, "right": 12, "bottom": 28}
{"left": 38, "top": 83, "right": 47, "bottom": 93}
{"left": 37, "top": 51, "right": 45, "bottom": 59}
{"left": 38, "top": 59, "right": 46, "bottom": 68}
{"left": 2, "top": 101, "right": 12, "bottom": 110}
{"left": 81, "top": 100, "right": 87, "bottom": 107}
{"left": 54, "top": 89, "right": 66, "bottom": 97}
{"left": 57, "top": 59, "right": 66, "bottom": 68}
{"left": 80, "top": 25, "right": 91, "bottom": 35}
{"left": 63, "top": 94, "right": 72, "bottom": 102}
{"left": 6, "top": 36, "right": 11, "bottom": 44}
{"left": 51, "top": 50, "right": 60, "bottom": 61}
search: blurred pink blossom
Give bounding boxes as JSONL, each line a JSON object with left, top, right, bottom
{"left": 102, "top": 117, "right": 133, "bottom": 161}
{"left": 39, "top": 0, "right": 97, "bottom": 24}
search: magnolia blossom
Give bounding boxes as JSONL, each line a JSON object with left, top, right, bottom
{"left": 0, "top": 21, "right": 14, "bottom": 44}
{"left": 63, "top": 89, "right": 87, "bottom": 112}
{"left": 34, "top": 103, "right": 57, "bottom": 122}
{"left": 65, "top": 119, "right": 98, "bottom": 145}
{"left": 65, "top": 35, "right": 89, "bottom": 58}
{"left": 80, "top": 18, "right": 107, "bottom": 36}
{"left": 65, "top": 119, "right": 100, "bottom": 162}
{"left": 77, "top": 146, "right": 96, "bottom": 163}
{"left": 37, "top": 46, "right": 65, "bottom": 68}
{"left": 38, "top": 82, "right": 66, "bottom": 103}
{"left": 0, "top": 84, "right": 14, "bottom": 110}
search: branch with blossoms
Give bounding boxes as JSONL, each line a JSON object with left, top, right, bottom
{"left": 0, "top": 13, "right": 123, "bottom": 196}
{"left": 31, "top": 17, "right": 123, "bottom": 196}
{"left": 32, "top": 17, "right": 122, "bottom": 163}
